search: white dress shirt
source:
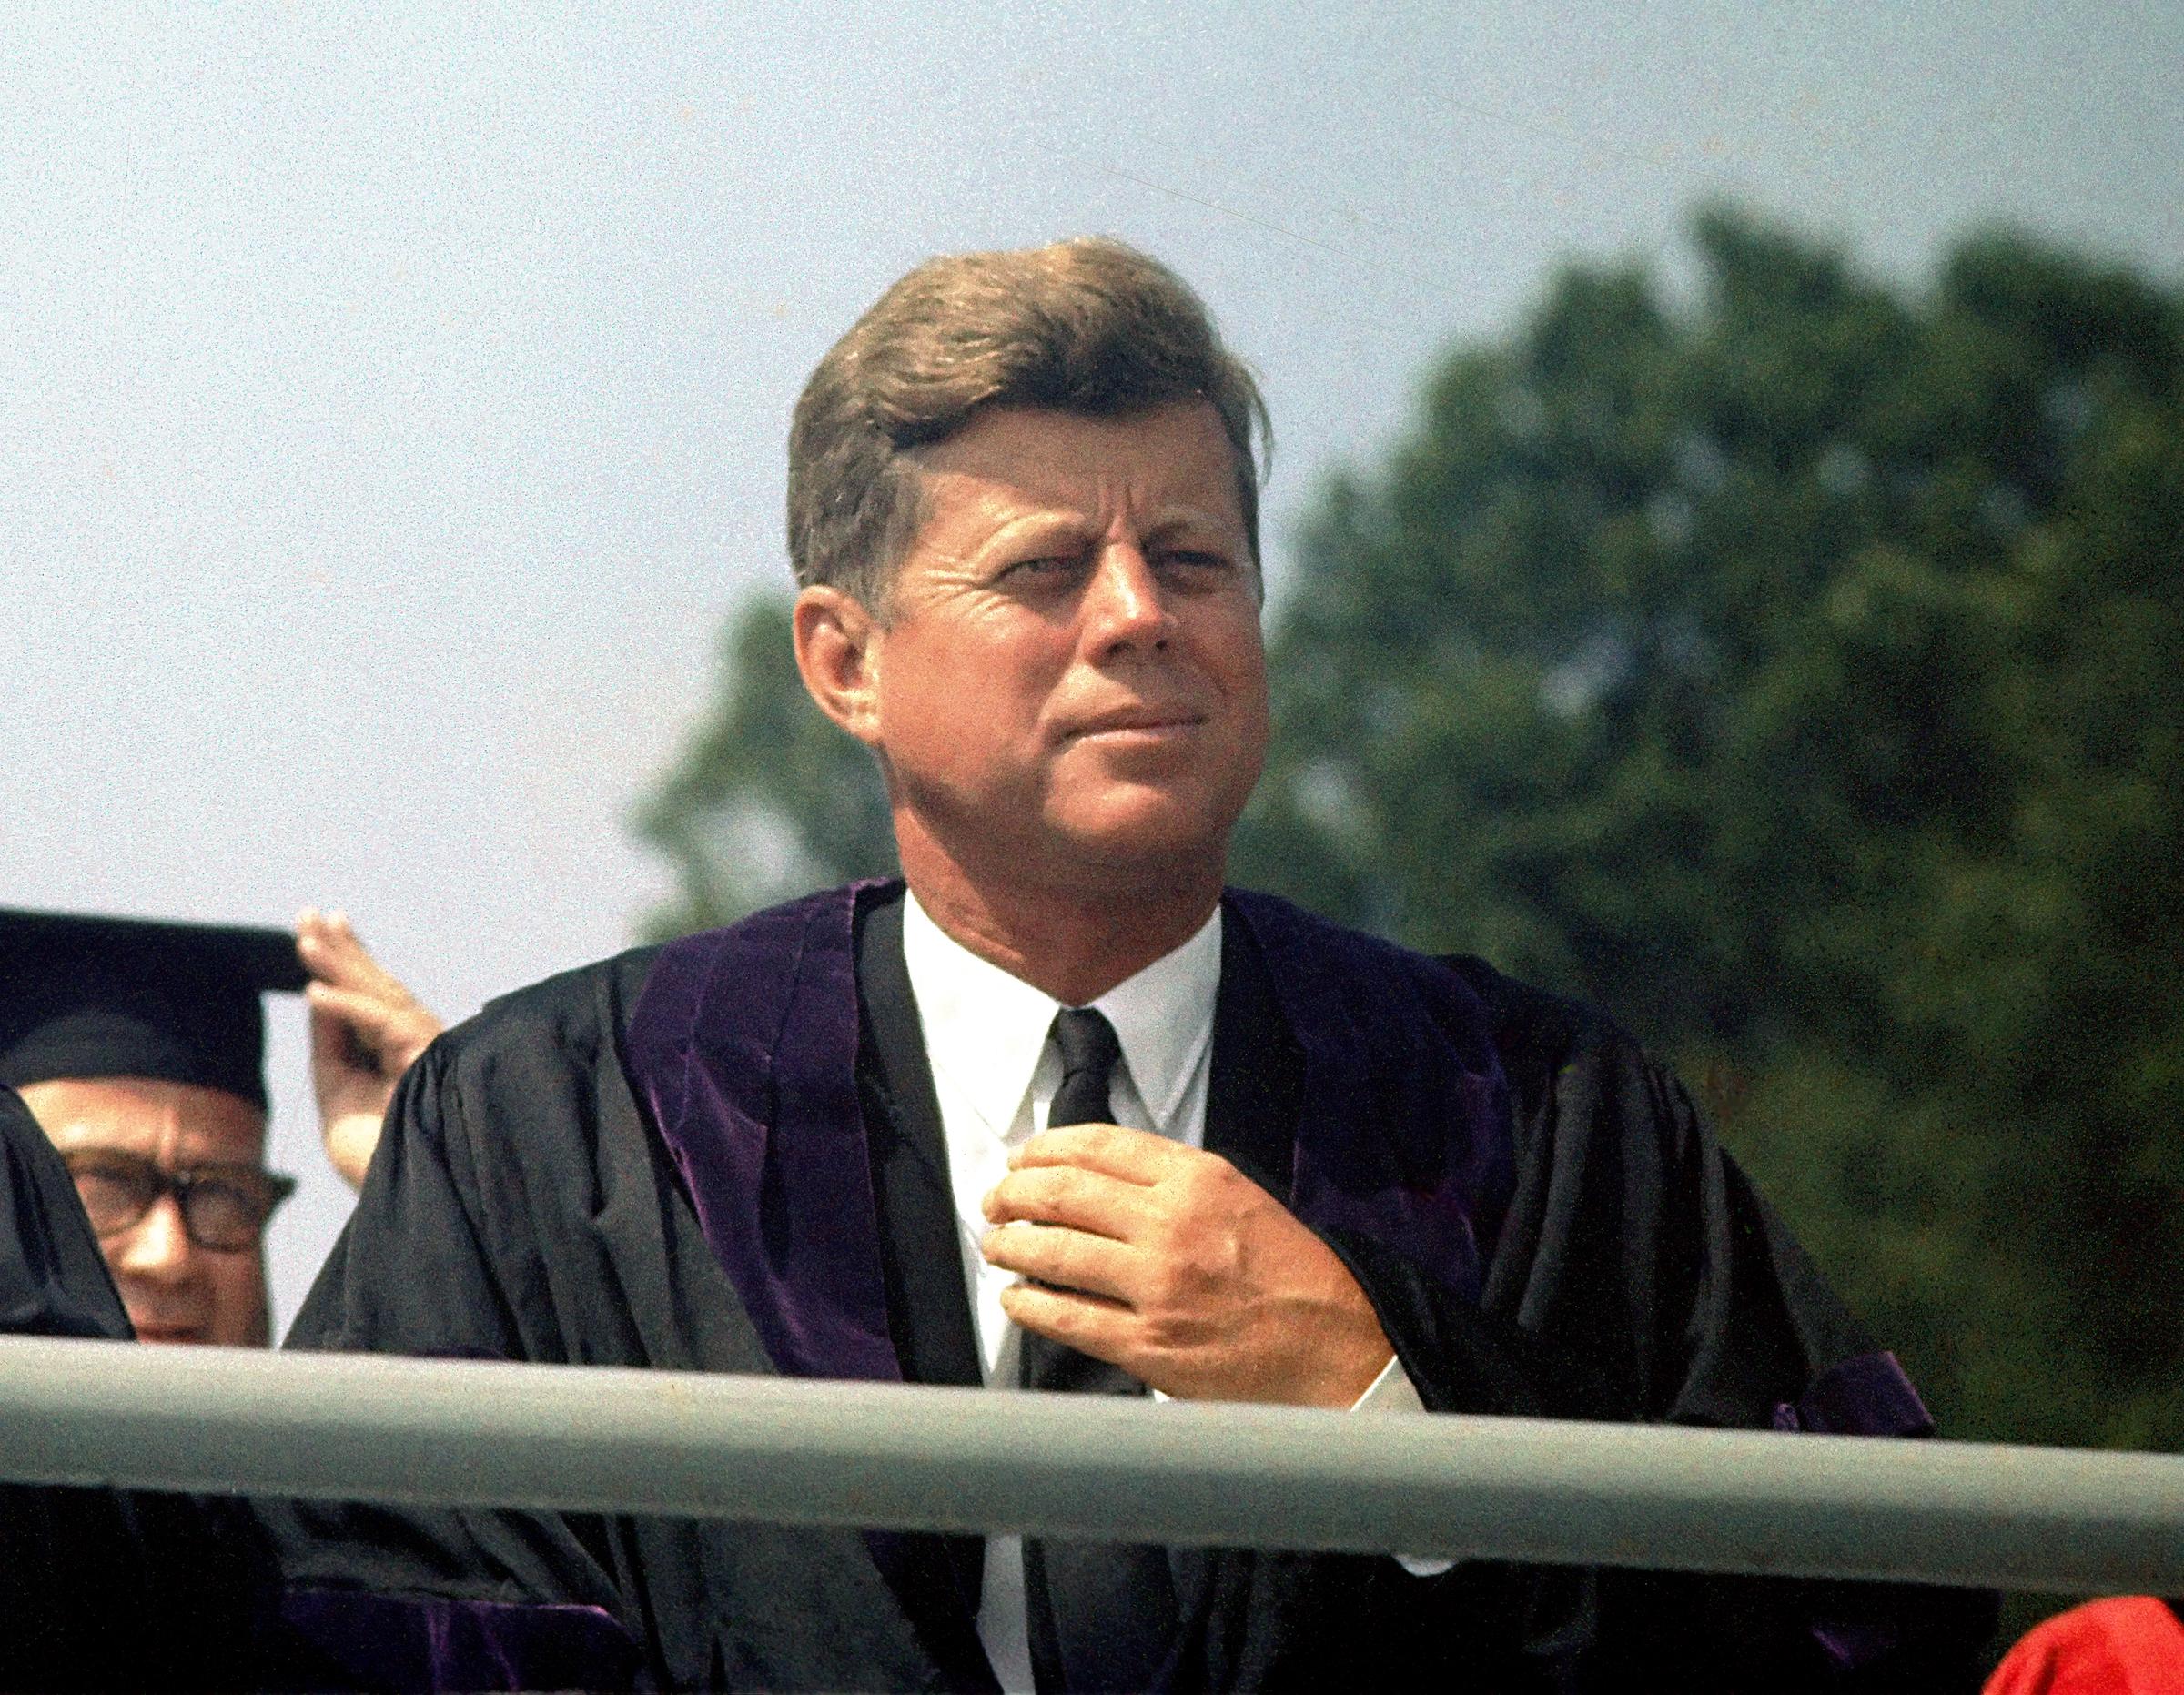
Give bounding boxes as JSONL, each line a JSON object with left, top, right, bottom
{"left": 898, "top": 891, "right": 1435, "bottom": 1692}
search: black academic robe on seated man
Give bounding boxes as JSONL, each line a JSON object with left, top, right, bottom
{"left": 264, "top": 881, "right": 1995, "bottom": 1690}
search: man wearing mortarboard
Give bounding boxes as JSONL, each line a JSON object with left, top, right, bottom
{"left": 0, "top": 912, "right": 457, "bottom": 1691}
{"left": 0, "top": 906, "right": 438, "bottom": 1347}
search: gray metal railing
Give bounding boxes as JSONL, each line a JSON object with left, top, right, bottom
{"left": 3, "top": 1335, "right": 2178, "bottom": 1594}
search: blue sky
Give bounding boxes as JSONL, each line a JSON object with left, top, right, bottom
{"left": 4, "top": 1, "right": 2178, "bottom": 1323}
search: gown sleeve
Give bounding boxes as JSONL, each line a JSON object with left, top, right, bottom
{"left": 270, "top": 954, "right": 964, "bottom": 1694}
{"left": 263, "top": 1044, "right": 643, "bottom": 1692}
{"left": 1309, "top": 977, "right": 2000, "bottom": 1690}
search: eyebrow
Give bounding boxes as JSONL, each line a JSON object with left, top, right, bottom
{"left": 1138, "top": 510, "right": 1242, "bottom": 545}
{"left": 45, "top": 1125, "right": 146, "bottom": 1148}
{"left": 47, "top": 1128, "right": 262, "bottom": 1166}
{"left": 986, "top": 505, "right": 1240, "bottom": 549}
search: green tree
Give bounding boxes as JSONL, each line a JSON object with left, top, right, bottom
{"left": 636, "top": 209, "right": 2184, "bottom": 1450}
{"left": 635, "top": 596, "right": 892, "bottom": 940}
{"left": 1237, "top": 211, "right": 2184, "bottom": 1448}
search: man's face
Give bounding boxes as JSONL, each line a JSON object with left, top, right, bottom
{"left": 16, "top": 1075, "right": 272, "bottom": 1347}
{"left": 845, "top": 400, "right": 1269, "bottom": 892}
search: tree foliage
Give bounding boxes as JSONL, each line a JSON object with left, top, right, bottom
{"left": 634, "top": 597, "right": 894, "bottom": 941}
{"left": 1237, "top": 209, "right": 2184, "bottom": 1448}
{"left": 636, "top": 209, "right": 2184, "bottom": 1448}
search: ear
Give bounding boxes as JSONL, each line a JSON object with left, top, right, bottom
{"left": 793, "top": 585, "right": 886, "bottom": 747}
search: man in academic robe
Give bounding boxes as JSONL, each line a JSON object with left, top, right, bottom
{"left": 0, "top": 911, "right": 442, "bottom": 1688}
{"left": 0, "top": 924, "right": 534, "bottom": 1694}
{"left": 268, "top": 237, "right": 1995, "bottom": 1690}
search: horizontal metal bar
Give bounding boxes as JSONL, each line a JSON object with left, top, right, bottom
{"left": 2, "top": 1336, "right": 2178, "bottom": 1594}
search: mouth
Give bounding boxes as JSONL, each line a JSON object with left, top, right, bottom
{"left": 1067, "top": 709, "right": 1207, "bottom": 740}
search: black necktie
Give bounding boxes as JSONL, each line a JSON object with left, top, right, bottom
{"left": 1020, "top": 1008, "right": 1180, "bottom": 1692}
{"left": 1046, "top": 1006, "right": 1122, "bottom": 1130}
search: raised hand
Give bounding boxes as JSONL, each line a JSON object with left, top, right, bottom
{"left": 981, "top": 1122, "right": 1392, "bottom": 1407}
{"left": 297, "top": 909, "right": 441, "bottom": 1190}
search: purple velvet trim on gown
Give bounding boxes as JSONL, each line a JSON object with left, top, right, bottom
{"left": 1227, "top": 890, "right": 1516, "bottom": 1302}
{"left": 1768, "top": 1349, "right": 1934, "bottom": 1438}
{"left": 279, "top": 1588, "right": 639, "bottom": 1692}
{"left": 624, "top": 883, "right": 900, "bottom": 1384}
{"left": 624, "top": 881, "right": 1515, "bottom": 1382}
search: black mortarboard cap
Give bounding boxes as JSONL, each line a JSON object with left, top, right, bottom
{"left": 0, "top": 910, "right": 307, "bottom": 1113}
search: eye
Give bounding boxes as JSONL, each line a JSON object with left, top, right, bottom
{"left": 65, "top": 1159, "right": 157, "bottom": 1235}
{"left": 1154, "top": 548, "right": 1240, "bottom": 584}
{"left": 997, "top": 551, "right": 1088, "bottom": 586}
{"left": 184, "top": 1182, "right": 266, "bottom": 1248}
{"left": 178, "top": 1166, "right": 294, "bottom": 1250}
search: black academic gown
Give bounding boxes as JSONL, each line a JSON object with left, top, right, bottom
{"left": 263, "top": 883, "right": 1994, "bottom": 1690}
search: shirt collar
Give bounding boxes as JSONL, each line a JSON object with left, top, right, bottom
{"left": 900, "top": 890, "right": 1222, "bottom": 1140}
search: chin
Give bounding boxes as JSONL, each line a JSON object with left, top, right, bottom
{"left": 1049, "top": 797, "right": 1239, "bottom": 882}
{"left": 129, "top": 1324, "right": 207, "bottom": 1346}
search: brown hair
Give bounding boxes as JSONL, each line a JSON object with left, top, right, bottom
{"left": 786, "top": 237, "right": 1270, "bottom": 610}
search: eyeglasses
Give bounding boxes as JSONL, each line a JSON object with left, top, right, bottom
{"left": 61, "top": 1150, "right": 298, "bottom": 1251}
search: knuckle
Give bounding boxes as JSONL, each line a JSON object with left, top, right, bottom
{"left": 1048, "top": 1167, "right": 1097, "bottom": 1212}
{"left": 1047, "top": 1230, "right": 1094, "bottom": 1285}
{"left": 1009, "top": 1172, "right": 1061, "bottom": 1222}
{"left": 1198, "top": 1156, "right": 1247, "bottom": 1203}
{"left": 1144, "top": 1254, "right": 1193, "bottom": 1307}
{"left": 1141, "top": 1306, "right": 1203, "bottom": 1353}
{"left": 1049, "top": 1307, "right": 1097, "bottom": 1348}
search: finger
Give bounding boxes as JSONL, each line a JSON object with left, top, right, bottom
{"left": 307, "top": 989, "right": 355, "bottom": 1080}
{"left": 298, "top": 913, "right": 404, "bottom": 997}
{"left": 999, "top": 1279, "right": 1137, "bottom": 1366}
{"left": 306, "top": 983, "right": 438, "bottom": 1069}
{"left": 302, "top": 911, "right": 412, "bottom": 1000}
{"left": 307, "top": 981, "right": 407, "bottom": 1043}
{"left": 982, "top": 1165, "right": 1150, "bottom": 1239}
{"left": 1010, "top": 1122, "right": 1186, "bottom": 1185}
{"left": 980, "top": 1221, "right": 1141, "bottom": 1304}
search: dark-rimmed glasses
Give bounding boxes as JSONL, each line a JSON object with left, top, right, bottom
{"left": 61, "top": 1149, "right": 298, "bottom": 1252}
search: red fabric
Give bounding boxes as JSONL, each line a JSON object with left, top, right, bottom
{"left": 1987, "top": 1599, "right": 2184, "bottom": 1694}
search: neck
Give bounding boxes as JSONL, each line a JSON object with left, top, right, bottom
{"left": 895, "top": 822, "right": 1224, "bottom": 1006}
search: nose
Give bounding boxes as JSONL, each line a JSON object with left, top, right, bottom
{"left": 1080, "top": 541, "right": 1176, "bottom": 655}
{"left": 109, "top": 1195, "right": 198, "bottom": 1286}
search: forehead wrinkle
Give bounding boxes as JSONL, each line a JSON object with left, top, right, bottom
{"left": 26, "top": 1078, "right": 265, "bottom": 1168}
{"left": 926, "top": 474, "right": 1237, "bottom": 553}
{"left": 904, "top": 484, "right": 1091, "bottom": 586}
